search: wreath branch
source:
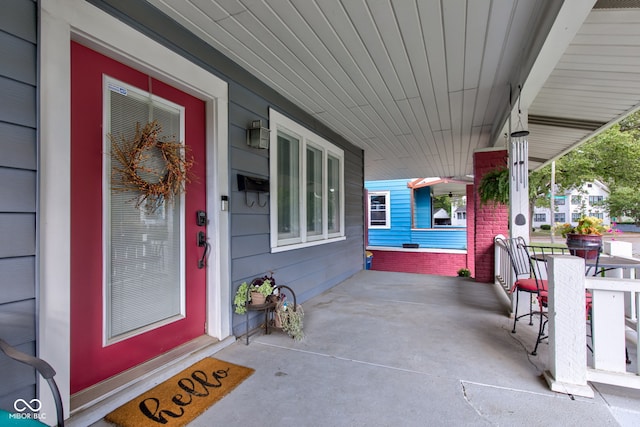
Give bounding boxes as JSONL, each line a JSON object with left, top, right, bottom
{"left": 109, "top": 120, "right": 194, "bottom": 212}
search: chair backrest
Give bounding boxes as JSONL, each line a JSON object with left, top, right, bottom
{"left": 525, "top": 245, "right": 568, "bottom": 282}
{"left": 0, "top": 339, "right": 64, "bottom": 426}
{"left": 496, "top": 237, "right": 532, "bottom": 279}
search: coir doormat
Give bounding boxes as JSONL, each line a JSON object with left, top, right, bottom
{"left": 105, "top": 358, "right": 254, "bottom": 427}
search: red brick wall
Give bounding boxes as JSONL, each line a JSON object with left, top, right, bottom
{"left": 473, "top": 150, "right": 509, "bottom": 283}
{"left": 369, "top": 250, "right": 468, "bottom": 276}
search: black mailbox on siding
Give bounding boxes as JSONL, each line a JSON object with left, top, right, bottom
{"left": 237, "top": 174, "right": 269, "bottom": 193}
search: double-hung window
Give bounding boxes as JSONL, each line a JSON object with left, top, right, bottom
{"left": 269, "top": 109, "right": 345, "bottom": 251}
{"left": 368, "top": 191, "right": 390, "bottom": 228}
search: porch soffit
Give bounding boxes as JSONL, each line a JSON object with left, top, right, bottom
{"left": 141, "top": 0, "right": 640, "bottom": 181}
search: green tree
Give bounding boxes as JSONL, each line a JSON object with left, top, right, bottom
{"left": 532, "top": 110, "right": 640, "bottom": 223}
{"left": 606, "top": 187, "right": 640, "bottom": 224}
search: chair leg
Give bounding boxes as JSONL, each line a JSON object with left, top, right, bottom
{"left": 531, "top": 308, "right": 547, "bottom": 356}
{"left": 512, "top": 291, "right": 520, "bottom": 333}
{"left": 528, "top": 294, "right": 534, "bottom": 325}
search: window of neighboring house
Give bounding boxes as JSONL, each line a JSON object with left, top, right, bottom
{"left": 590, "top": 212, "right": 604, "bottom": 219}
{"left": 571, "top": 195, "right": 582, "bottom": 205}
{"left": 269, "top": 108, "right": 345, "bottom": 251}
{"left": 368, "top": 191, "right": 391, "bottom": 229}
{"left": 555, "top": 213, "right": 566, "bottom": 223}
{"left": 456, "top": 212, "right": 466, "bottom": 220}
{"left": 554, "top": 197, "right": 565, "bottom": 205}
{"left": 534, "top": 213, "right": 546, "bottom": 222}
{"left": 572, "top": 212, "right": 582, "bottom": 222}
{"left": 589, "top": 195, "right": 604, "bottom": 204}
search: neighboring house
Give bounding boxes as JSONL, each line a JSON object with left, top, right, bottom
{"left": 365, "top": 178, "right": 473, "bottom": 277}
{"left": 452, "top": 203, "right": 467, "bottom": 227}
{"left": 532, "top": 180, "right": 611, "bottom": 228}
{"left": 366, "top": 179, "right": 467, "bottom": 250}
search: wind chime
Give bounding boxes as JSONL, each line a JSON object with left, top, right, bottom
{"left": 511, "top": 85, "right": 529, "bottom": 226}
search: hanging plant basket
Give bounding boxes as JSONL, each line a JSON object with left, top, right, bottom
{"left": 109, "top": 120, "right": 194, "bottom": 212}
{"left": 478, "top": 167, "right": 509, "bottom": 206}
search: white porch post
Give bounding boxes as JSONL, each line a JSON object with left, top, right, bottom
{"left": 543, "top": 255, "right": 594, "bottom": 397}
{"left": 509, "top": 108, "right": 529, "bottom": 242}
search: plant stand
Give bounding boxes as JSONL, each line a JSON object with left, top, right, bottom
{"left": 244, "top": 285, "right": 297, "bottom": 345}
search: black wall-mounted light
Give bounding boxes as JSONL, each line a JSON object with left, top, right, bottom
{"left": 247, "top": 119, "right": 270, "bottom": 149}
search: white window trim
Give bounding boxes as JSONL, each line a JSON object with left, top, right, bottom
{"left": 368, "top": 191, "right": 391, "bottom": 229}
{"left": 269, "top": 108, "right": 345, "bottom": 252}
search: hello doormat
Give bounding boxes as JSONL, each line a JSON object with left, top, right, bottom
{"left": 105, "top": 358, "right": 254, "bottom": 427}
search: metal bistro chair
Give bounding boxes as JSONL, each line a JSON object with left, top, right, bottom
{"left": 0, "top": 339, "right": 64, "bottom": 426}
{"left": 497, "top": 237, "right": 546, "bottom": 346}
{"left": 524, "top": 244, "right": 571, "bottom": 356}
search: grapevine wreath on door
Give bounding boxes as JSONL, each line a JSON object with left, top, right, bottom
{"left": 110, "top": 120, "right": 194, "bottom": 212}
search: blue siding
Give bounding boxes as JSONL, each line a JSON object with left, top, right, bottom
{"left": 366, "top": 179, "right": 466, "bottom": 250}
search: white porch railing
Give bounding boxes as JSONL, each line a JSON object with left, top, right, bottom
{"left": 493, "top": 234, "right": 514, "bottom": 307}
{"left": 544, "top": 254, "right": 640, "bottom": 397}
{"left": 493, "top": 236, "right": 640, "bottom": 395}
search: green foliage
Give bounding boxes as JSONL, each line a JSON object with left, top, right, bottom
{"left": 606, "top": 186, "right": 640, "bottom": 222}
{"left": 457, "top": 268, "right": 471, "bottom": 277}
{"left": 233, "top": 276, "right": 275, "bottom": 314}
{"left": 478, "top": 167, "right": 509, "bottom": 206}
{"left": 276, "top": 301, "right": 304, "bottom": 341}
{"left": 432, "top": 194, "right": 452, "bottom": 212}
{"left": 234, "top": 282, "right": 249, "bottom": 315}
{"left": 540, "top": 224, "right": 551, "bottom": 230}
{"left": 530, "top": 110, "right": 640, "bottom": 223}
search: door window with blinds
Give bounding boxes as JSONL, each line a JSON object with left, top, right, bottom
{"left": 103, "top": 76, "right": 186, "bottom": 344}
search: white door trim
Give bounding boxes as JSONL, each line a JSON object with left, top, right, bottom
{"left": 40, "top": 0, "right": 230, "bottom": 418}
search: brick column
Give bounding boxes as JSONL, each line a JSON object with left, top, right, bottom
{"left": 465, "top": 184, "right": 475, "bottom": 277}
{"left": 473, "top": 149, "right": 509, "bottom": 283}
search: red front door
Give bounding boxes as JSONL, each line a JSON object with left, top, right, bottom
{"left": 70, "top": 42, "right": 207, "bottom": 393}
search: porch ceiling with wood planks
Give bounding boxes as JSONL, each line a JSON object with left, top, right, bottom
{"left": 147, "top": 0, "right": 640, "bottom": 181}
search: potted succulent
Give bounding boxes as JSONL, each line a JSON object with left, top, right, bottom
{"left": 233, "top": 275, "right": 276, "bottom": 314}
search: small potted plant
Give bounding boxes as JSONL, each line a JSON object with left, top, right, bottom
{"left": 457, "top": 268, "right": 471, "bottom": 277}
{"left": 275, "top": 297, "right": 304, "bottom": 341}
{"left": 233, "top": 275, "right": 276, "bottom": 314}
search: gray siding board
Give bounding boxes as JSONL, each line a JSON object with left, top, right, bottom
{"left": 231, "top": 214, "right": 270, "bottom": 237}
{"left": 0, "top": 30, "right": 36, "bottom": 85}
{"left": 0, "top": 0, "right": 37, "bottom": 43}
{"left": 0, "top": 213, "right": 35, "bottom": 258}
{"left": 0, "top": 341, "right": 36, "bottom": 408}
{"left": 0, "top": 122, "right": 37, "bottom": 169}
{"left": 0, "top": 169, "right": 36, "bottom": 212}
{"left": 231, "top": 234, "right": 271, "bottom": 259}
{"left": 0, "top": 0, "right": 37, "bottom": 407}
{"left": 0, "top": 78, "right": 36, "bottom": 128}
{"left": 0, "top": 257, "right": 35, "bottom": 304}
{"left": 0, "top": 299, "right": 35, "bottom": 345}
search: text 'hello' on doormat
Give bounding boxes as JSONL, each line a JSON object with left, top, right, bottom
{"left": 105, "top": 358, "right": 254, "bottom": 427}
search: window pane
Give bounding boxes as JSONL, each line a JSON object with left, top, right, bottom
{"left": 328, "top": 155, "right": 341, "bottom": 234}
{"left": 107, "top": 86, "right": 183, "bottom": 340}
{"left": 277, "top": 132, "right": 300, "bottom": 240}
{"left": 370, "top": 194, "right": 387, "bottom": 226}
{"left": 306, "top": 145, "right": 323, "bottom": 236}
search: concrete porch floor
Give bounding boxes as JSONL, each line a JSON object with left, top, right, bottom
{"left": 98, "top": 270, "right": 640, "bottom": 426}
